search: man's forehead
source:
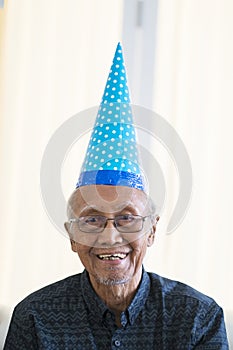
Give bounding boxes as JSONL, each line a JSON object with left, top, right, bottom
{"left": 68, "top": 185, "right": 149, "bottom": 215}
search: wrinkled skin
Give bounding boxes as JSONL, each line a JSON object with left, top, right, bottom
{"left": 65, "top": 185, "right": 159, "bottom": 326}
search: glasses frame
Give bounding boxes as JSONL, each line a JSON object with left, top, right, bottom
{"left": 68, "top": 214, "right": 152, "bottom": 234}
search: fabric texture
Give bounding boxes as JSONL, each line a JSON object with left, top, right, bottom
{"left": 4, "top": 269, "right": 229, "bottom": 349}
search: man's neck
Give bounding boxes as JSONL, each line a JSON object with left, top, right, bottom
{"left": 89, "top": 268, "right": 142, "bottom": 314}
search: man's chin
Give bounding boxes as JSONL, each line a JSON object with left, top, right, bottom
{"left": 94, "top": 273, "right": 131, "bottom": 286}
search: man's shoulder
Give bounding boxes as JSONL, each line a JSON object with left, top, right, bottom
{"left": 139, "top": 271, "right": 228, "bottom": 347}
{"left": 147, "top": 271, "right": 217, "bottom": 308}
{"left": 15, "top": 272, "right": 84, "bottom": 312}
{"left": 30, "top": 273, "right": 82, "bottom": 298}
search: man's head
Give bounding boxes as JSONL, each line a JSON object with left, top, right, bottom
{"left": 64, "top": 185, "right": 159, "bottom": 286}
{"left": 64, "top": 45, "right": 159, "bottom": 287}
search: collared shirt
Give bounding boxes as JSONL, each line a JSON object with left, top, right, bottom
{"left": 4, "top": 269, "right": 229, "bottom": 349}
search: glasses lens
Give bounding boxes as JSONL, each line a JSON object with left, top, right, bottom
{"left": 115, "top": 215, "right": 143, "bottom": 232}
{"left": 78, "top": 216, "right": 106, "bottom": 233}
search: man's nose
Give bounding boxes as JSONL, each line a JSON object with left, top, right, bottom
{"left": 96, "top": 219, "right": 124, "bottom": 246}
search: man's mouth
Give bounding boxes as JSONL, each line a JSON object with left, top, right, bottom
{"left": 97, "top": 253, "right": 128, "bottom": 261}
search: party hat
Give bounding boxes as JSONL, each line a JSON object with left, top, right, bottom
{"left": 76, "top": 43, "right": 146, "bottom": 191}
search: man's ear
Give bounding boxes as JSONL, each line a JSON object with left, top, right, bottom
{"left": 147, "top": 216, "right": 160, "bottom": 247}
{"left": 70, "top": 239, "right": 78, "bottom": 252}
{"left": 64, "top": 222, "right": 69, "bottom": 233}
{"left": 147, "top": 230, "right": 155, "bottom": 247}
{"left": 64, "top": 222, "right": 78, "bottom": 252}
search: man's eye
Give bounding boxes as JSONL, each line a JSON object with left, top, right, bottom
{"left": 86, "top": 217, "right": 96, "bottom": 222}
{"left": 85, "top": 217, "right": 99, "bottom": 223}
{"left": 122, "top": 215, "right": 134, "bottom": 220}
{"left": 82, "top": 216, "right": 105, "bottom": 227}
{"left": 117, "top": 215, "right": 135, "bottom": 225}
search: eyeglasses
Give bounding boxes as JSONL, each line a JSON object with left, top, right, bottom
{"left": 68, "top": 214, "right": 151, "bottom": 234}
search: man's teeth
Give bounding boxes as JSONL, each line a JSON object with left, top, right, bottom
{"left": 97, "top": 253, "right": 127, "bottom": 260}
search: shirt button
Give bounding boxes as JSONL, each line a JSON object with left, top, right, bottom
{"left": 114, "top": 340, "right": 121, "bottom": 347}
{"left": 106, "top": 312, "right": 112, "bottom": 320}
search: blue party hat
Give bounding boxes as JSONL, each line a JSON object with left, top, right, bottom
{"left": 76, "top": 43, "right": 145, "bottom": 191}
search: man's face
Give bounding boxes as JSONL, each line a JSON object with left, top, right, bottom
{"left": 65, "top": 185, "right": 156, "bottom": 286}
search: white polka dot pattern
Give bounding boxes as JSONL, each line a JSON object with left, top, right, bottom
{"left": 77, "top": 43, "right": 144, "bottom": 190}
{"left": 83, "top": 102, "right": 140, "bottom": 173}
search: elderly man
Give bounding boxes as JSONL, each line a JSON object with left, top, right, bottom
{"left": 4, "top": 43, "right": 229, "bottom": 349}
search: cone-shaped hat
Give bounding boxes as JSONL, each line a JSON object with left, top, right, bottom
{"left": 76, "top": 43, "right": 146, "bottom": 191}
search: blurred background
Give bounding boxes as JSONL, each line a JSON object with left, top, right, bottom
{"left": 0, "top": 0, "right": 233, "bottom": 347}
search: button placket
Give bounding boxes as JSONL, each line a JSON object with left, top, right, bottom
{"left": 112, "top": 329, "right": 124, "bottom": 348}
{"left": 114, "top": 339, "right": 121, "bottom": 347}
{"left": 120, "top": 311, "right": 128, "bottom": 328}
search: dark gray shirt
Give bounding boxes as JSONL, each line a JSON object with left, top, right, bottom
{"left": 4, "top": 269, "right": 229, "bottom": 349}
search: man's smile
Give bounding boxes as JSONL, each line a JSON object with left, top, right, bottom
{"left": 96, "top": 252, "right": 129, "bottom": 260}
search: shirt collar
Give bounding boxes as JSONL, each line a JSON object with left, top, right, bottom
{"left": 81, "top": 267, "right": 150, "bottom": 326}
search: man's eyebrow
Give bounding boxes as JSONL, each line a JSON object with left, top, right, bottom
{"left": 79, "top": 201, "right": 138, "bottom": 216}
{"left": 115, "top": 202, "right": 137, "bottom": 212}
{"left": 79, "top": 205, "right": 100, "bottom": 216}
